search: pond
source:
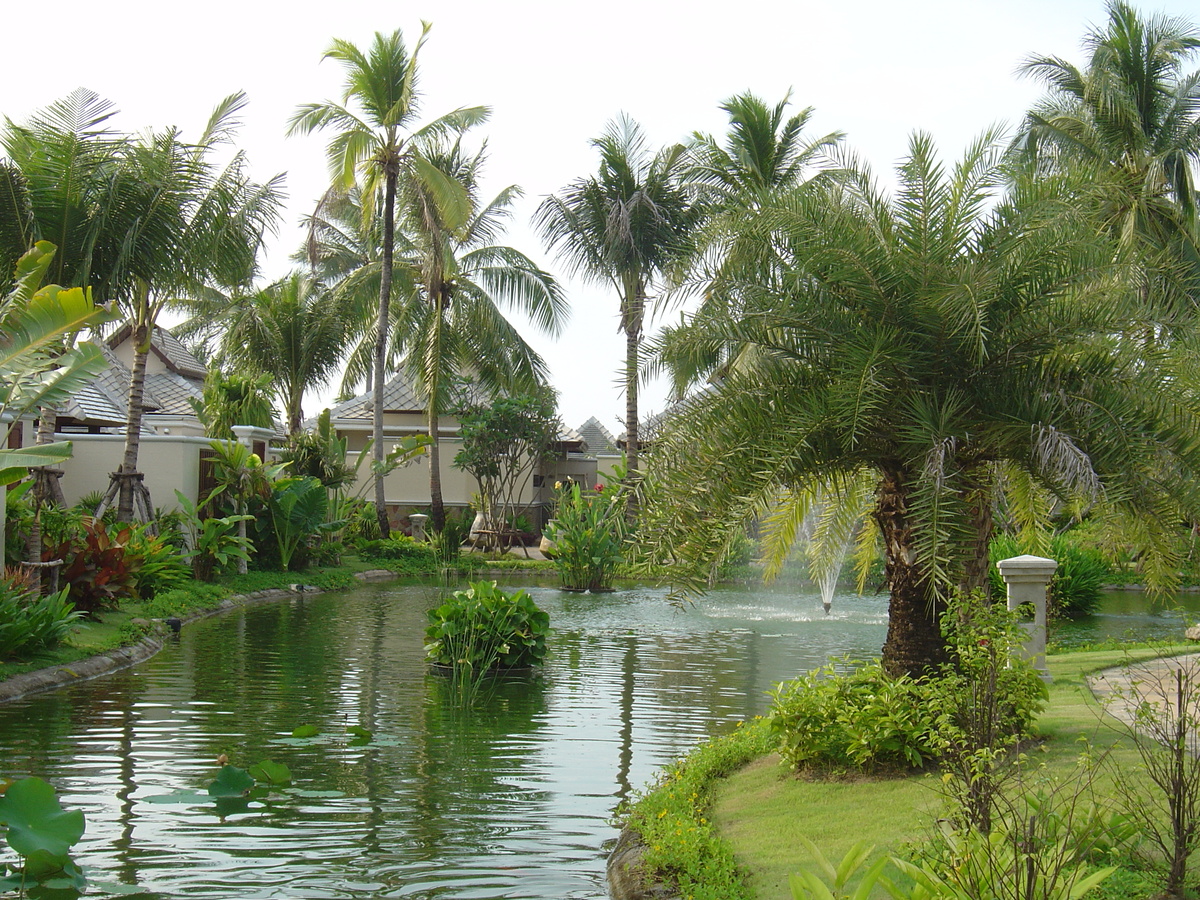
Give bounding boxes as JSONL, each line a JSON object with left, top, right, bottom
{"left": 0, "top": 579, "right": 1191, "bottom": 899}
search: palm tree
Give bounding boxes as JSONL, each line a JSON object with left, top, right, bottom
{"left": 655, "top": 93, "right": 843, "bottom": 394}
{"left": 1016, "top": 1, "right": 1200, "bottom": 268}
{"left": 98, "top": 95, "right": 281, "bottom": 522}
{"left": 181, "top": 272, "right": 354, "bottom": 435}
{"left": 289, "top": 25, "right": 488, "bottom": 538}
{"left": 536, "top": 115, "right": 699, "bottom": 509}
{"left": 396, "top": 141, "right": 565, "bottom": 531}
{"left": 639, "top": 132, "right": 1200, "bottom": 677}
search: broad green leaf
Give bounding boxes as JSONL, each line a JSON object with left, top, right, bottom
{"left": 247, "top": 760, "right": 292, "bottom": 786}
{"left": 291, "top": 724, "right": 320, "bottom": 738}
{"left": 0, "top": 777, "right": 85, "bottom": 859}
{"left": 207, "top": 765, "right": 254, "bottom": 798}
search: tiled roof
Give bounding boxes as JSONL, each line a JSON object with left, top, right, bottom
{"left": 152, "top": 327, "right": 207, "bottom": 379}
{"left": 143, "top": 372, "right": 203, "bottom": 416}
{"left": 325, "top": 372, "right": 425, "bottom": 421}
{"left": 578, "top": 417, "right": 619, "bottom": 455}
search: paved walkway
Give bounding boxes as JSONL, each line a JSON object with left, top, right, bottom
{"left": 1087, "top": 653, "right": 1200, "bottom": 730}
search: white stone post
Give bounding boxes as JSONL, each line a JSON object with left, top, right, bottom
{"left": 996, "top": 554, "right": 1056, "bottom": 682}
{"left": 410, "top": 513, "right": 429, "bottom": 542}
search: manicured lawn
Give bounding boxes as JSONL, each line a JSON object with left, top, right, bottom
{"left": 709, "top": 646, "right": 1187, "bottom": 900}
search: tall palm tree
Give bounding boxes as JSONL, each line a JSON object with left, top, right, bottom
{"left": 655, "top": 93, "right": 843, "bottom": 394}
{"left": 1016, "top": 1, "right": 1200, "bottom": 268}
{"left": 640, "top": 132, "right": 1200, "bottom": 677}
{"left": 97, "top": 94, "right": 281, "bottom": 522}
{"left": 289, "top": 25, "right": 488, "bottom": 538}
{"left": 186, "top": 272, "right": 354, "bottom": 435}
{"left": 399, "top": 141, "right": 566, "bottom": 530}
{"left": 536, "top": 115, "right": 698, "bottom": 509}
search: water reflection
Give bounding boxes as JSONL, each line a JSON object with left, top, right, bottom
{"left": 16, "top": 579, "right": 1180, "bottom": 898}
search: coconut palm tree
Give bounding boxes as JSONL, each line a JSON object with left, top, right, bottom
{"left": 655, "top": 93, "right": 843, "bottom": 394}
{"left": 180, "top": 272, "right": 355, "bottom": 435}
{"left": 398, "top": 141, "right": 565, "bottom": 531}
{"left": 536, "top": 115, "right": 699, "bottom": 509}
{"left": 289, "top": 25, "right": 488, "bottom": 538}
{"left": 1016, "top": 1, "right": 1200, "bottom": 270}
{"left": 96, "top": 95, "right": 281, "bottom": 522}
{"left": 639, "top": 131, "right": 1200, "bottom": 677}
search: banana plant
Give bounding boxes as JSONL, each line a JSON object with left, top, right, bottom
{"left": 0, "top": 242, "right": 111, "bottom": 569}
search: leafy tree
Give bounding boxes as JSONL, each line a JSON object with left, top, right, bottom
{"left": 453, "top": 392, "right": 559, "bottom": 553}
{"left": 289, "top": 25, "right": 488, "bottom": 537}
{"left": 640, "top": 132, "right": 1200, "bottom": 676}
{"left": 189, "top": 369, "right": 276, "bottom": 440}
{"left": 537, "top": 115, "right": 698, "bottom": 510}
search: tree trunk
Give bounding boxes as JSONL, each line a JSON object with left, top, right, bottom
{"left": 962, "top": 470, "right": 994, "bottom": 596}
{"left": 622, "top": 281, "right": 643, "bottom": 521}
{"left": 875, "top": 466, "right": 946, "bottom": 677}
{"left": 373, "top": 169, "right": 398, "bottom": 540}
{"left": 426, "top": 283, "right": 447, "bottom": 534}
{"left": 116, "top": 321, "right": 152, "bottom": 523}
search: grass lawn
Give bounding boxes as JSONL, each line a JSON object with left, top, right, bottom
{"left": 709, "top": 646, "right": 1187, "bottom": 900}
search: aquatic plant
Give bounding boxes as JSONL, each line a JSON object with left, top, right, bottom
{"left": 424, "top": 581, "right": 550, "bottom": 673}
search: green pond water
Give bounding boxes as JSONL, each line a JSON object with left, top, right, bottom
{"left": 0, "top": 580, "right": 1190, "bottom": 898}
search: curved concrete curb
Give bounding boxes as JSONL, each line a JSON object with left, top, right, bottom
{"left": 607, "top": 828, "right": 682, "bottom": 900}
{"left": 0, "top": 569, "right": 401, "bottom": 705}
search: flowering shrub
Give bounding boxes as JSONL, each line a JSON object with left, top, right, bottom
{"left": 545, "top": 481, "right": 624, "bottom": 591}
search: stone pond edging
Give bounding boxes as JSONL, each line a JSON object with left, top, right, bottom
{"left": 0, "top": 569, "right": 398, "bottom": 705}
{"left": 607, "top": 828, "right": 681, "bottom": 900}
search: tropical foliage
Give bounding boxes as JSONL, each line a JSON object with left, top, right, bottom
{"left": 641, "top": 130, "right": 1200, "bottom": 676}
{"left": 545, "top": 481, "right": 625, "bottom": 592}
{"left": 423, "top": 580, "right": 550, "bottom": 670}
{"left": 290, "top": 25, "right": 488, "bottom": 537}
{"left": 537, "top": 115, "right": 698, "bottom": 502}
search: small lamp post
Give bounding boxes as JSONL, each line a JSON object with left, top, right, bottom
{"left": 996, "top": 554, "right": 1056, "bottom": 682}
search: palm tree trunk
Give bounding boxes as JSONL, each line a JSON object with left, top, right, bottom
{"left": 116, "top": 321, "right": 152, "bottom": 523}
{"left": 428, "top": 406, "right": 445, "bottom": 533}
{"left": 373, "top": 169, "right": 398, "bottom": 540}
{"left": 427, "top": 285, "right": 447, "bottom": 533}
{"left": 623, "top": 283, "right": 643, "bottom": 521}
{"left": 962, "top": 470, "right": 994, "bottom": 595}
{"left": 875, "top": 465, "right": 946, "bottom": 677}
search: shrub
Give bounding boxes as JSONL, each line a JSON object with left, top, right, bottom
{"left": 48, "top": 518, "right": 140, "bottom": 617}
{"left": 0, "top": 579, "right": 81, "bottom": 658}
{"left": 122, "top": 523, "right": 190, "bottom": 597}
{"left": 424, "top": 581, "right": 550, "bottom": 671}
{"left": 616, "top": 719, "right": 773, "bottom": 900}
{"left": 357, "top": 536, "right": 437, "bottom": 564}
{"left": 767, "top": 659, "right": 940, "bottom": 774}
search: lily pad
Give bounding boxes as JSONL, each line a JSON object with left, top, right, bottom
{"left": 0, "top": 777, "right": 85, "bottom": 859}
{"left": 247, "top": 760, "right": 292, "bottom": 787}
{"left": 291, "top": 724, "right": 320, "bottom": 738}
{"left": 207, "top": 765, "right": 254, "bottom": 798}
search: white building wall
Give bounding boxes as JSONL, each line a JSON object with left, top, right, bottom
{"left": 56, "top": 433, "right": 209, "bottom": 511}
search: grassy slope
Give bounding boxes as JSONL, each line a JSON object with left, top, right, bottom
{"left": 710, "top": 646, "right": 1184, "bottom": 900}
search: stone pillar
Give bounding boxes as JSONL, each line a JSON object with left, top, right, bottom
{"left": 996, "top": 554, "right": 1056, "bottom": 682}
{"left": 410, "top": 513, "right": 429, "bottom": 542}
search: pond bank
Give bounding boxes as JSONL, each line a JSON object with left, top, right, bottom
{"left": 0, "top": 568, "right": 399, "bottom": 704}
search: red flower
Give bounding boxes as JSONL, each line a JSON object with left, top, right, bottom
{"left": 595, "top": 483, "right": 605, "bottom": 491}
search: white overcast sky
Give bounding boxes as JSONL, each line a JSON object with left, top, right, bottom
{"left": 4, "top": 0, "right": 1198, "bottom": 431}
